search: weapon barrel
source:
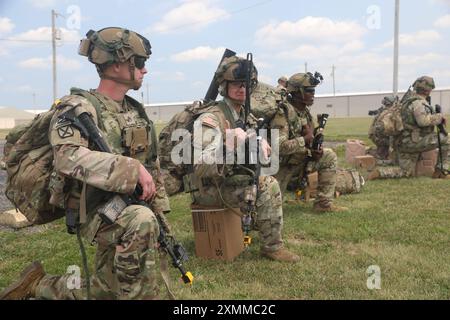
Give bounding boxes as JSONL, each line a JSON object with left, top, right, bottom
{"left": 204, "top": 48, "right": 236, "bottom": 103}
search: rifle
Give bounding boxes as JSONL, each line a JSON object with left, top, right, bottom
{"left": 434, "top": 104, "right": 448, "bottom": 174}
{"left": 241, "top": 53, "right": 260, "bottom": 247}
{"left": 204, "top": 48, "right": 236, "bottom": 103}
{"left": 59, "top": 109, "right": 194, "bottom": 285}
{"left": 296, "top": 113, "right": 329, "bottom": 200}
{"left": 400, "top": 84, "right": 416, "bottom": 106}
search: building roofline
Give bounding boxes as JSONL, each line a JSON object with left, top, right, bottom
{"left": 316, "top": 87, "right": 450, "bottom": 98}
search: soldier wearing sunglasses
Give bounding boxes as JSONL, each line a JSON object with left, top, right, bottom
{"left": 269, "top": 72, "right": 347, "bottom": 213}
{"left": 1, "top": 27, "right": 172, "bottom": 300}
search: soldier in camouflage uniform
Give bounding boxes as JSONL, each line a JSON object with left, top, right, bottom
{"left": 0, "top": 27, "right": 171, "bottom": 300}
{"left": 367, "top": 76, "right": 449, "bottom": 180}
{"left": 184, "top": 56, "right": 299, "bottom": 262}
{"left": 368, "top": 95, "right": 397, "bottom": 160}
{"left": 270, "top": 73, "right": 347, "bottom": 212}
{"left": 276, "top": 76, "right": 288, "bottom": 94}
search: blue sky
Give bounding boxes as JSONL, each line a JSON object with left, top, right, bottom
{"left": 0, "top": 0, "right": 449, "bottom": 109}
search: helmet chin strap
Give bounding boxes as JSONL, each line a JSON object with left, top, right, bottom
{"left": 99, "top": 59, "right": 141, "bottom": 90}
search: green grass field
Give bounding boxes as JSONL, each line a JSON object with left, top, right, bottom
{"left": 1, "top": 117, "right": 449, "bottom": 299}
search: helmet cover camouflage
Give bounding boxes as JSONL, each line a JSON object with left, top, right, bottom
{"left": 413, "top": 76, "right": 435, "bottom": 92}
{"left": 286, "top": 72, "right": 323, "bottom": 93}
{"left": 215, "top": 56, "right": 258, "bottom": 90}
{"left": 78, "top": 27, "right": 152, "bottom": 66}
{"left": 382, "top": 95, "right": 396, "bottom": 106}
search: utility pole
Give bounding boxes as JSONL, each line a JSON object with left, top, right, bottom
{"left": 393, "top": 0, "right": 400, "bottom": 95}
{"left": 51, "top": 9, "right": 58, "bottom": 101}
{"left": 146, "top": 82, "right": 150, "bottom": 105}
{"left": 304, "top": 62, "right": 308, "bottom": 73}
{"left": 331, "top": 65, "right": 336, "bottom": 96}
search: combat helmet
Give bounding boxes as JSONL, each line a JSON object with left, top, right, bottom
{"left": 215, "top": 55, "right": 258, "bottom": 97}
{"left": 286, "top": 72, "right": 323, "bottom": 105}
{"left": 382, "top": 95, "right": 396, "bottom": 107}
{"left": 78, "top": 27, "right": 151, "bottom": 88}
{"left": 412, "top": 76, "right": 435, "bottom": 92}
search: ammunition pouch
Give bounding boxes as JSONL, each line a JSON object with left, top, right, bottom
{"left": 122, "top": 126, "right": 149, "bottom": 156}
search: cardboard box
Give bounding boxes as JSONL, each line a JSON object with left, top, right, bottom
{"left": 354, "top": 155, "right": 376, "bottom": 170}
{"left": 191, "top": 206, "right": 244, "bottom": 261}
{"left": 416, "top": 149, "right": 438, "bottom": 177}
{"left": 345, "top": 139, "right": 367, "bottom": 165}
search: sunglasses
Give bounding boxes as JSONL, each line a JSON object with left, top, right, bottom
{"left": 133, "top": 56, "right": 147, "bottom": 69}
{"left": 304, "top": 87, "right": 315, "bottom": 94}
{"left": 229, "top": 81, "right": 247, "bottom": 88}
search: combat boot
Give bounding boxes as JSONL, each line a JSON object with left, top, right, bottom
{"left": 261, "top": 247, "right": 300, "bottom": 262}
{"left": 0, "top": 261, "right": 45, "bottom": 300}
{"left": 432, "top": 168, "right": 450, "bottom": 179}
{"left": 313, "top": 203, "right": 348, "bottom": 213}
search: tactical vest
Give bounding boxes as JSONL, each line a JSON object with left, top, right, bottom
{"left": 73, "top": 88, "right": 158, "bottom": 165}
{"left": 159, "top": 99, "right": 238, "bottom": 179}
{"left": 276, "top": 101, "right": 312, "bottom": 166}
{"left": 400, "top": 95, "right": 434, "bottom": 135}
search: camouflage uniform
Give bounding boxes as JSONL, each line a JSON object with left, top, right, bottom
{"left": 185, "top": 98, "right": 284, "bottom": 253}
{"left": 15, "top": 28, "right": 170, "bottom": 300}
{"left": 34, "top": 88, "right": 170, "bottom": 300}
{"left": 275, "top": 76, "right": 287, "bottom": 94}
{"left": 271, "top": 99, "right": 338, "bottom": 207}
{"left": 267, "top": 72, "right": 340, "bottom": 210}
{"left": 368, "top": 96, "right": 396, "bottom": 160}
{"left": 183, "top": 56, "right": 297, "bottom": 261}
{"left": 376, "top": 77, "right": 449, "bottom": 178}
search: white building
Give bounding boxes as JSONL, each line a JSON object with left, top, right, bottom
{"left": 144, "top": 87, "right": 450, "bottom": 122}
{"left": 0, "top": 107, "right": 35, "bottom": 129}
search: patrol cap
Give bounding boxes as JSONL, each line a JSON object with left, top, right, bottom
{"left": 78, "top": 27, "right": 151, "bottom": 66}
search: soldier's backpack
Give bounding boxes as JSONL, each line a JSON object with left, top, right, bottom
{"left": 4, "top": 88, "right": 105, "bottom": 225}
{"left": 4, "top": 105, "right": 65, "bottom": 224}
{"left": 374, "top": 100, "right": 404, "bottom": 136}
{"left": 250, "top": 82, "right": 282, "bottom": 122}
{"left": 158, "top": 100, "right": 212, "bottom": 183}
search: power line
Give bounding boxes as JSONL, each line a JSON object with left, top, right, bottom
{"left": 0, "top": 38, "right": 78, "bottom": 43}
{"left": 159, "top": 0, "right": 274, "bottom": 32}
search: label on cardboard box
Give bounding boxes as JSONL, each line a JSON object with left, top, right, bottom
{"left": 191, "top": 207, "right": 244, "bottom": 261}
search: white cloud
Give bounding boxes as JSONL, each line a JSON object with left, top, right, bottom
{"left": 171, "top": 46, "right": 225, "bottom": 62}
{"left": 0, "top": 17, "right": 14, "bottom": 35}
{"left": 258, "top": 74, "right": 273, "bottom": 85}
{"left": 382, "top": 30, "right": 441, "bottom": 48}
{"left": 149, "top": 0, "right": 230, "bottom": 34}
{"left": 19, "top": 55, "right": 82, "bottom": 70}
{"left": 11, "top": 26, "right": 80, "bottom": 43}
{"left": 28, "top": 0, "right": 58, "bottom": 8}
{"left": 434, "top": 14, "right": 450, "bottom": 28}
{"left": 278, "top": 40, "right": 364, "bottom": 61}
{"left": 19, "top": 57, "right": 49, "bottom": 69}
{"left": 255, "top": 16, "right": 366, "bottom": 47}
